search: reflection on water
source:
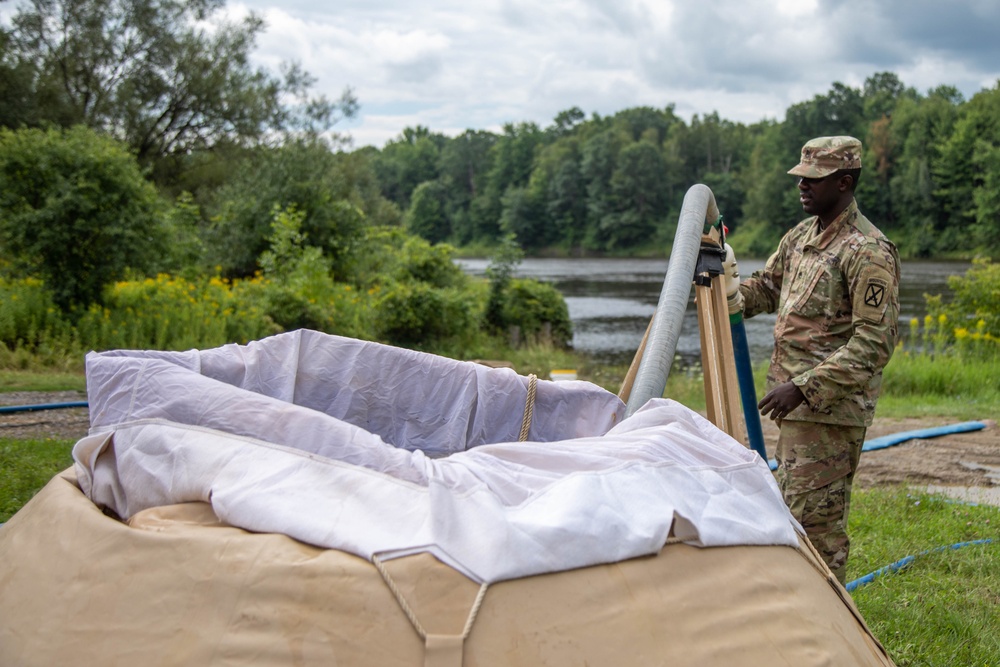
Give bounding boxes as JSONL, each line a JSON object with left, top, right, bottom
{"left": 457, "top": 257, "right": 968, "bottom": 367}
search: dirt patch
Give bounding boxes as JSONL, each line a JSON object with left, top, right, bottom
{"left": 759, "top": 416, "right": 1000, "bottom": 490}
{"left": 0, "top": 391, "right": 90, "bottom": 442}
{"left": 3, "top": 391, "right": 999, "bottom": 492}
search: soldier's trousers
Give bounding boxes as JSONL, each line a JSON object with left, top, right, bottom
{"left": 774, "top": 420, "right": 866, "bottom": 586}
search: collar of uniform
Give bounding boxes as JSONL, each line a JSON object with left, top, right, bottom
{"left": 805, "top": 199, "right": 858, "bottom": 250}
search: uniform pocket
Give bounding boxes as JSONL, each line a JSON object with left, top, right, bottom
{"left": 788, "top": 257, "right": 842, "bottom": 322}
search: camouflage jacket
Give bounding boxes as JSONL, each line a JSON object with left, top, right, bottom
{"left": 740, "top": 200, "right": 900, "bottom": 426}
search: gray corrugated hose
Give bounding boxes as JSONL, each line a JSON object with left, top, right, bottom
{"left": 625, "top": 184, "right": 719, "bottom": 418}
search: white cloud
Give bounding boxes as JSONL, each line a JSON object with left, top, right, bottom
{"left": 9, "top": 0, "right": 995, "bottom": 146}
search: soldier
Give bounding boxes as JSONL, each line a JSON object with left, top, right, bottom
{"left": 729, "top": 136, "right": 900, "bottom": 585}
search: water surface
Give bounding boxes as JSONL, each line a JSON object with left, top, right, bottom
{"left": 457, "top": 257, "right": 968, "bottom": 367}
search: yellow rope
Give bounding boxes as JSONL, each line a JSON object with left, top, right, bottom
{"left": 371, "top": 554, "right": 490, "bottom": 641}
{"left": 518, "top": 374, "right": 537, "bottom": 442}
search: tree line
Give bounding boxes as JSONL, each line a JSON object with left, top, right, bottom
{"left": 369, "top": 76, "right": 1000, "bottom": 260}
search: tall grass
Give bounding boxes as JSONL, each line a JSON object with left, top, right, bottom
{"left": 878, "top": 314, "right": 1000, "bottom": 419}
{"left": 74, "top": 273, "right": 279, "bottom": 351}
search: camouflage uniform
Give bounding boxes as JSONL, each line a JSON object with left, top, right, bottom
{"left": 739, "top": 137, "right": 900, "bottom": 584}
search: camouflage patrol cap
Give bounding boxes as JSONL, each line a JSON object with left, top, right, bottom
{"left": 788, "top": 136, "right": 863, "bottom": 178}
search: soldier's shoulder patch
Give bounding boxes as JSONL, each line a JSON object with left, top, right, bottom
{"left": 856, "top": 265, "right": 892, "bottom": 323}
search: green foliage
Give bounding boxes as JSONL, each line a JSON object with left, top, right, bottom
{"left": 499, "top": 278, "right": 573, "bottom": 347}
{"left": 925, "top": 258, "right": 1000, "bottom": 339}
{"left": 3, "top": 0, "right": 352, "bottom": 168}
{"left": 360, "top": 73, "right": 1000, "bottom": 261}
{"left": 0, "top": 277, "right": 71, "bottom": 350}
{"left": 0, "top": 126, "right": 167, "bottom": 311}
{"left": 485, "top": 235, "right": 524, "bottom": 331}
{"left": 406, "top": 180, "right": 451, "bottom": 244}
{"left": 604, "top": 141, "right": 669, "bottom": 249}
{"left": 392, "top": 237, "right": 467, "bottom": 288}
{"left": 256, "top": 206, "right": 338, "bottom": 332}
{"left": 208, "top": 138, "right": 370, "bottom": 279}
{"left": 367, "top": 233, "right": 480, "bottom": 347}
{"left": 374, "top": 282, "right": 479, "bottom": 348}
{"left": 73, "top": 273, "right": 277, "bottom": 351}
{"left": 849, "top": 488, "right": 1000, "bottom": 666}
{"left": 879, "top": 266, "right": 1000, "bottom": 419}
{"left": 481, "top": 235, "right": 571, "bottom": 346}
{"left": 373, "top": 126, "right": 445, "bottom": 209}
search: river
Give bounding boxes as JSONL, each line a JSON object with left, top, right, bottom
{"left": 456, "top": 257, "right": 969, "bottom": 367}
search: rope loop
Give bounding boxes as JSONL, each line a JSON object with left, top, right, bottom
{"left": 518, "top": 374, "right": 537, "bottom": 442}
{"left": 371, "top": 554, "right": 489, "bottom": 641}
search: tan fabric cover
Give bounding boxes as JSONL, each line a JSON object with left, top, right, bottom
{"left": 0, "top": 470, "right": 894, "bottom": 667}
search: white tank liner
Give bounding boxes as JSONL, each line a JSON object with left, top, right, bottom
{"left": 75, "top": 330, "right": 799, "bottom": 583}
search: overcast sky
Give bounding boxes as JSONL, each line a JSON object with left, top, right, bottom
{"left": 6, "top": 0, "right": 999, "bottom": 148}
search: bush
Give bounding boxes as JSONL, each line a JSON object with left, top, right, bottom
{"left": 0, "top": 126, "right": 167, "bottom": 311}
{"left": 481, "top": 235, "right": 573, "bottom": 347}
{"left": 74, "top": 274, "right": 277, "bottom": 351}
{"left": 394, "top": 236, "right": 467, "bottom": 288}
{"left": 500, "top": 278, "right": 573, "bottom": 347}
{"left": 252, "top": 206, "right": 374, "bottom": 338}
{"left": 0, "top": 277, "right": 71, "bottom": 349}
{"left": 374, "top": 282, "right": 478, "bottom": 348}
{"left": 208, "top": 139, "right": 368, "bottom": 279}
{"left": 925, "top": 258, "right": 1000, "bottom": 338}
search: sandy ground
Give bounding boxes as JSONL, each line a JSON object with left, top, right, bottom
{"left": 3, "top": 391, "right": 999, "bottom": 503}
{"left": 756, "top": 416, "right": 1000, "bottom": 495}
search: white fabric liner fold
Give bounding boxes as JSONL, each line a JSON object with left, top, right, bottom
{"left": 74, "top": 329, "right": 798, "bottom": 584}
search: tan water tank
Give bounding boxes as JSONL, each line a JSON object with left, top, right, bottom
{"left": 0, "top": 470, "right": 893, "bottom": 667}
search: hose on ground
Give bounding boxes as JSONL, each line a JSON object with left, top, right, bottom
{"left": 767, "top": 421, "right": 987, "bottom": 471}
{"left": 0, "top": 401, "right": 88, "bottom": 414}
{"left": 845, "top": 538, "right": 994, "bottom": 592}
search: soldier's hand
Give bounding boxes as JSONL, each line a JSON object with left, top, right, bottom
{"left": 723, "top": 244, "right": 744, "bottom": 315}
{"left": 758, "top": 382, "right": 805, "bottom": 421}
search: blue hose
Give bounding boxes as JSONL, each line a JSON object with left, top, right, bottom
{"left": 846, "top": 538, "right": 994, "bottom": 592}
{"left": 767, "top": 421, "right": 987, "bottom": 471}
{"left": 730, "top": 314, "right": 767, "bottom": 460}
{"left": 0, "top": 401, "right": 89, "bottom": 414}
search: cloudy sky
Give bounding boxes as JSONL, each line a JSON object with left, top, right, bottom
{"left": 6, "top": 0, "right": 1000, "bottom": 148}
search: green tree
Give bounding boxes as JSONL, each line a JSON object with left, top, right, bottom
{"left": 549, "top": 106, "right": 585, "bottom": 137}
{"left": 862, "top": 72, "right": 911, "bottom": 122}
{"left": 935, "top": 84, "right": 1000, "bottom": 254}
{"left": 4, "top": 0, "right": 352, "bottom": 170}
{"left": 971, "top": 140, "right": 1000, "bottom": 252}
{"left": 498, "top": 185, "right": 547, "bottom": 249}
{"left": 0, "top": 126, "right": 166, "bottom": 311}
{"left": 406, "top": 180, "right": 450, "bottom": 244}
{"left": 605, "top": 141, "right": 669, "bottom": 249}
{"left": 209, "top": 138, "right": 368, "bottom": 279}
{"left": 886, "top": 87, "right": 960, "bottom": 256}
{"left": 784, "top": 82, "right": 865, "bottom": 143}
{"left": 736, "top": 121, "right": 800, "bottom": 256}
{"left": 472, "top": 122, "right": 545, "bottom": 243}
{"left": 0, "top": 26, "right": 39, "bottom": 129}
{"left": 546, "top": 157, "right": 588, "bottom": 248}
{"left": 438, "top": 129, "right": 496, "bottom": 244}
{"left": 374, "top": 126, "right": 445, "bottom": 209}
{"left": 580, "top": 127, "right": 623, "bottom": 250}
{"left": 257, "top": 206, "right": 336, "bottom": 332}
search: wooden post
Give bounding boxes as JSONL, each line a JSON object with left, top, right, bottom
{"left": 694, "top": 236, "right": 748, "bottom": 446}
